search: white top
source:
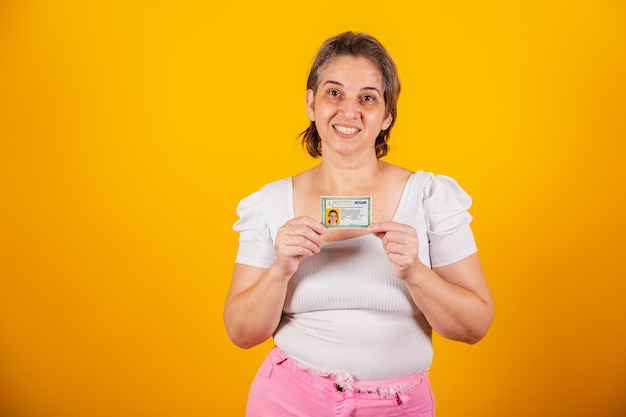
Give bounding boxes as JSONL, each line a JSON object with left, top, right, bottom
{"left": 233, "top": 171, "right": 478, "bottom": 380}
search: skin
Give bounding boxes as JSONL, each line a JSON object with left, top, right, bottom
{"left": 224, "top": 56, "right": 494, "bottom": 349}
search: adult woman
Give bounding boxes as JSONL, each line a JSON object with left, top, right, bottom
{"left": 224, "top": 31, "right": 494, "bottom": 416}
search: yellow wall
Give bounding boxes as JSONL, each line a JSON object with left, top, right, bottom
{"left": 1, "top": 1, "right": 625, "bottom": 416}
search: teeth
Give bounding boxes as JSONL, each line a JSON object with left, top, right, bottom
{"left": 334, "top": 125, "right": 359, "bottom": 135}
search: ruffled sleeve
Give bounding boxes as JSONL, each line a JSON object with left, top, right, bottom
{"left": 233, "top": 188, "right": 276, "bottom": 269}
{"left": 424, "top": 175, "right": 478, "bottom": 267}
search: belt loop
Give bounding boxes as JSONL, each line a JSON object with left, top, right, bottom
{"left": 269, "top": 346, "right": 289, "bottom": 366}
{"left": 396, "top": 392, "right": 409, "bottom": 405}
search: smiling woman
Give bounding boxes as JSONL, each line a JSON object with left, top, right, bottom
{"left": 2, "top": 1, "right": 625, "bottom": 416}
{"left": 304, "top": 56, "right": 393, "bottom": 160}
{"left": 300, "top": 33, "right": 400, "bottom": 159}
{"left": 223, "top": 31, "right": 494, "bottom": 417}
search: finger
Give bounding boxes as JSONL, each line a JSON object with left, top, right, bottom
{"left": 367, "top": 221, "right": 411, "bottom": 235}
{"left": 276, "top": 224, "right": 325, "bottom": 254}
{"left": 276, "top": 242, "right": 319, "bottom": 258}
{"left": 288, "top": 216, "right": 327, "bottom": 234}
{"left": 283, "top": 225, "right": 324, "bottom": 248}
{"left": 291, "top": 233, "right": 324, "bottom": 253}
{"left": 382, "top": 241, "right": 405, "bottom": 255}
{"left": 380, "top": 232, "right": 418, "bottom": 254}
{"left": 385, "top": 253, "right": 416, "bottom": 271}
{"left": 380, "top": 231, "right": 415, "bottom": 246}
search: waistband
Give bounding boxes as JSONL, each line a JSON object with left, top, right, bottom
{"left": 268, "top": 346, "right": 428, "bottom": 399}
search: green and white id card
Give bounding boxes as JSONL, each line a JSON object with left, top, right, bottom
{"left": 320, "top": 196, "right": 372, "bottom": 228}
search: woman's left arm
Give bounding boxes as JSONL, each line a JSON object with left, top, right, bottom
{"left": 412, "top": 253, "right": 493, "bottom": 344}
{"left": 369, "top": 222, "right": 494, "bottom": 344}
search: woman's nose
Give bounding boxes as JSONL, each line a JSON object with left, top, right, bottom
{"left": 338, "top": 99, "right": 359, "bottom": 119}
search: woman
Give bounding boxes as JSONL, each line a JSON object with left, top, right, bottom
{"left": 327, "top": 209, "right": 339, "bottom": 226}
{"left": 224, "top": 31, "right": 494, "bottom": 416}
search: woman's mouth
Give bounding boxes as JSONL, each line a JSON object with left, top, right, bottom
{"left": 333, "top": 125, "right": 360, "bottom": 135}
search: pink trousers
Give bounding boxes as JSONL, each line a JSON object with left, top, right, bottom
{"left": 246, "top": 346, "right": 435, "bottom": 417}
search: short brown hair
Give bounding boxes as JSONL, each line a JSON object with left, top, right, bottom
{"left": 299, "top": 31, "right": 401, "bottom": 158}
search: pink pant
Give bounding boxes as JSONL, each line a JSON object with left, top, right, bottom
{"left": 246, "top": 346, "right": 435, "bottom": 417}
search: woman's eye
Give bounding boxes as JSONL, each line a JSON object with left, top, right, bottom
{"left": 328, "top": 90, "right": 340, "bottom": 97}
{"left": 361, "top": 95, "right": 374, "bottom": 102}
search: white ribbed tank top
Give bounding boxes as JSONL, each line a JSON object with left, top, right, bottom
{"left": 234, "top": 171, "right": 477, "bottom": 380}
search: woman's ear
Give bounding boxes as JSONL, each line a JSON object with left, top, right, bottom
{"left": 305, "top": 89, "right": 315, "bottom": 121}
{"left": 381, "top": 112, "right": 393, "bottom": 131}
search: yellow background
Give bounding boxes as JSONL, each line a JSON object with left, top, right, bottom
{"left": 1, "top": 1, "right": 625, "bottom": 416}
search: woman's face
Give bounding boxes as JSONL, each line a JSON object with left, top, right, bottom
{"left": 306, "top": 56, "right": 392, "bottom": 158}
{"left": 328, "top": 211, "right": 338, "bottom": 224}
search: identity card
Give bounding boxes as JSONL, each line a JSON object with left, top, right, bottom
{"left": 320, "top": 196, "right": 372, "bottom": 228}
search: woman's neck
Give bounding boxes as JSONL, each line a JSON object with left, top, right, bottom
{"left": 312, "top": 158, "right": 387, "bottom": 195}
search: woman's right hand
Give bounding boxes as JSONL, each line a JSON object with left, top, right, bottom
{"left": 273, "top": 216, "right": 326, "bottom": 279}
{"left": 224, "top": 216, "right": 325, "bottom": 348}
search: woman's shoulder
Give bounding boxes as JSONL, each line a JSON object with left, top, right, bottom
{"left": 291, "top": 165, "right": 317, "bottom": 181}
{"left": 243, "top": 177, "right": 292, "bottom": 195}
{"left": 372, "top": 162, "right": 412, "bottom": 189}
{"left": 399, "top": 168, "right": 465, "bottom": 189}
{"left": 236, "top": 177, "right": 292, "bottom": 210}
{"left": 383, "top": 162, "right": 412, "bottom": 176}
{"left": 235, "top": 177, "right": 293, "bottom": 227}
{"left": 399, "top": 168, "right": 471, "bottom": 203}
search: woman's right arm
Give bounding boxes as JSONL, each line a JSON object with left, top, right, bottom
{"left": 223, "top": 216, "right": 326, "bottom": 349}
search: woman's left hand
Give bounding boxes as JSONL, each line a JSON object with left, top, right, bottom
{"left": 367, "top": 222, "right": 423, "bottom": 281}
